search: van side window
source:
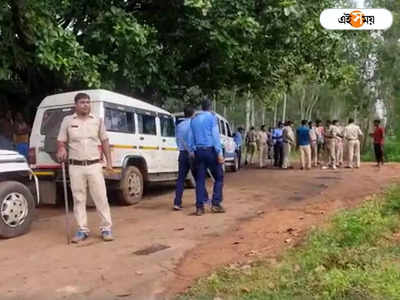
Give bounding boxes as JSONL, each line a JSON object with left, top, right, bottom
{"left": 220, "top": 119, "right": 226, "bottom": 136}
{"left": 105, "top": 108, "right": 135, "bottom": 133}
{"left": 226, "top": 122, "right": 232, "bottom": 137}
{"left": 137, "top": 113, "right": 156, "bottom": 135}
{"left": 160, "top": 115, "right": 175, "bottom": 137}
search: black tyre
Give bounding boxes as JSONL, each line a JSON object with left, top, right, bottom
{"left": 117, "top": 166, "right": 144, "bottom": 205}
{"left": 0, "top": 181, "right": 35, "bottom": 238}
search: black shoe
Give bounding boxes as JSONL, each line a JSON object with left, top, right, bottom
{"left": 196, "top": 207, "right": 205, "bottom": 216}
{"left": 211, "top": 205, "right": 226, "bottom": 213}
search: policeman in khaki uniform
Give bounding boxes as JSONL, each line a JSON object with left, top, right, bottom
{"left": 57, "top": 92, "right": 114, "bottom": 243}
{"left": 344, "top": 118, "right": 363, "bottom": 168}
{"left": 257, "top": 125, "right": 268, "bottom": 168}
{"left": 282, "top": 121, "right": 295, "bottom": 169}
{"left": 326, "top": 120, "right": 340, "bottom": 169}
{"left": 245, "top": 126, "right": 257, "bottom": 165}
{"left": 335, "top": 122, "right": 345, "bottom": 167}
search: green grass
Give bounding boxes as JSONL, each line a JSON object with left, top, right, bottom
{"left": 362, "top": 136, "right": 400, "bottom": 162}
{"left": 177, "top": 186, "right": 400, "bottom": 300}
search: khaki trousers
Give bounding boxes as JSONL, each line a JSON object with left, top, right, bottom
{"left": 69, "top": 163, "right": 112, "bottom": 233}
{"left": 347, "top": 139, "right": 360, "bottom": 168}
{"left": 258, "top": 143, "right": 268, "bottom": 168}
{"left": 282, "top": 143, "right": 291, "bottom": 168}
{"left": 310, "top": 142, "right": 318, "bottom": 167}
{"left": 300, "top": 145, "right": 311, "bottom": 169}
{"left": 328, "top": 139, "right": 337, "bottom": 167}
{"left": 246, "top": 142, "right": 257, "bottom": 164}
{"left": 336, "top": 141, "right": 344, "bottom": 166}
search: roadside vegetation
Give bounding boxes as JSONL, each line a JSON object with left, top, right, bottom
{"left": 363, "top": 135, "right": 400, "bottom": 163}
{"left": 178, "top": 185, "right": 400, "bottom": 300}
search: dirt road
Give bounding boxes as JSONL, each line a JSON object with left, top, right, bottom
{"left": 1, "top": 163, "right": 399, "bottom": 300}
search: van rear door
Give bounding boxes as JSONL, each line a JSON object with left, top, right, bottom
{"left": 159, "top": 114, "right": 178, "bottom": 172}
{"left": 136, "top": 110, "right": 161, "bottom": 173}
{"left": 35, "top": 107, "right": 75, "bottom": 166}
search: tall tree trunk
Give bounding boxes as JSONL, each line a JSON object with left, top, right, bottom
{"left": 245, "top": 92, "right": 251, "bottom": 131}
{"left": 300, "top": 87, "right": 306, "bottom": 120}
{"left": 282, "top": 92, "right": 287, "bottom": 122}
{"left": 307, "top": 95, "right": 319, "bottom": 120}
{"left": 262, "top": 107, "right": 265, "bottom": 125}
{"left": 273, "top": 101, "right": 278, "bottom": 127}
{"left": 251, "top": 98, "right": 255, "bottom": 127}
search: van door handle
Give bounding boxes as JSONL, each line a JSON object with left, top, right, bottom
{"left": 162, "top": 139, "right": 166, "bottom": 142}
{"left": 140, "top": 137, "right": 144, "bottom": 141}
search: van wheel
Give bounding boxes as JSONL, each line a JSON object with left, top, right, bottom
{"left": 185, "top": 170, "right": 196, "bottom": 189}
{"left": 0, "top": 181, "right": 35, "bottom": 238}
{"left": 118, "top": 166, "right": 143, "bottom": 205}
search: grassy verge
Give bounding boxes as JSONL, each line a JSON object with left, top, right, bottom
{"left": 362, "top": 136, "right": 400, "bottom": 162}
{"left": 178, "top": 186, "right": 400, "bottom": 300}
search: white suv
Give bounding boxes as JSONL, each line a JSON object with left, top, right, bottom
{"left": 29, "top": 89, "right": 194, "bottom": 206}
{"left": 0, "top": 150, "right": 39, "bottom": 238}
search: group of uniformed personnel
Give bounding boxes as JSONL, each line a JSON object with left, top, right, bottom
{"left": 241, "top": 118, "right": 366, "bottom": 170}
{"left": 55, "top": 92, "right": 380, "bottom": 244}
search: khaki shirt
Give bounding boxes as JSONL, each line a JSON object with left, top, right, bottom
{"left": 247, "top": 130, "right": 257, "bottom": 143}
{"left": 327, "top": 125, "right": 340, "bottom": 139}
{"left": 257, "top": 131, "right": 268, "bottom": 146}
{"left": 57, "top": 113, "right": 108, "bottom": 160}
{"left": 283, "top": 126, "right": 295, "bottom": 145}
{"left": 344, "top": 123, "right": 363, "bottom": 141}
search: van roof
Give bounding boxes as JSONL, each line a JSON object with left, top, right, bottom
{"left": 39, "top": 89, "right": 171, "bottom": 115}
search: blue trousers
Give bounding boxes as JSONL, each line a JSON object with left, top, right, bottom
{"left": 194, "top": 148, "right": 224, "bottom": 208}
{"left": 174, "top": 151, "right": 192, "bottom": 207}
{"left": 174, "top": 151, "right": 209, "bottom": 207}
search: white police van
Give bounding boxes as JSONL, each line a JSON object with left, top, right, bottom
{"left": 174, "top": 112, "right": 239, "bottom": 172}
{"left": 29, "top": 89, "right": 194, "bottom": 206}
{"left": 0, "top": 150, "right": 39, "bottom": 238}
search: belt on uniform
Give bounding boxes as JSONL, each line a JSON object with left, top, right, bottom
{"left": 69, "top": 159, "right": 100, "bottom": 166}
{"left": 196, "top": 146, "right": 214, "bottom": 151}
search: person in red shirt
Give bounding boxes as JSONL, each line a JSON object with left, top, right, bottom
{"left": 370, "top": 119, "right": 385, "bottom": 167}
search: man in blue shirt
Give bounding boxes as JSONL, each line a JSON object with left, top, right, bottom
{"left": 272, "top": 121, "right": 284, "bottom": 168}
{"left": 188, "top": 99, "right": 225, "bottom": 216}
{"left": 297, "top": 120, "right": 312, "bottom": 170}
{"left": 233, "top": 127, "right": 243, "bottom": 169}
{"left": 173, "top": 105, "right": 195, "bottom": 210}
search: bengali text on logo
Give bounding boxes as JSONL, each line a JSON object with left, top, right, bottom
{"left": 320, "top": 8, "right": 393, "bottom": 30}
